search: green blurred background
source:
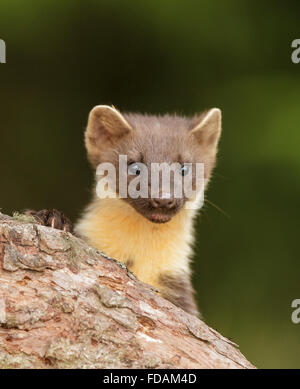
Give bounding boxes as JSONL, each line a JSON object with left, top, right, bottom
{"left": 0, "top": 0, "right": 299, "bottom": 368}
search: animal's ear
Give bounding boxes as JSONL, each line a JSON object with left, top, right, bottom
{"left": 85, "top": 105, "right": 133, "bottom": 166}
{"left": 190, "top": 108, "right": 222, "bottom": 152}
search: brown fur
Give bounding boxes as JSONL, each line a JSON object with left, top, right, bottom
{"left": 25, "top": 209, "right": 73, "bottom": 233}
{"left": 77, "top": 105, "right": 222, "bottom": 317}
{"left": 84, "top": 107, "right": 220, "bottom": 225}
{"left": 29, "top": 106, "right": 222, "bottom": 318}
{"left": 159, "top": 273, "right": 199, "bottom": 316}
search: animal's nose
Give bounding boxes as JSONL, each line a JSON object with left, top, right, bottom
{"left": 151, "top": 198, "right": 176, "bottom": 209}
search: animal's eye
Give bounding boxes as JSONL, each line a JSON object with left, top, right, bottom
{"left": 180, "top": 164, "right": 190, "bottom": 176}
{"left": 128, "top": 162, "right": 141, "bottom": 175}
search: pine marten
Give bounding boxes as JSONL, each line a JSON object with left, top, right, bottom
{"left": 27, "top": 105, "right": 222, "bottom": 317}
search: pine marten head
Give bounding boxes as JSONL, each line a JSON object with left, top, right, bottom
{"left": 85, "top": 105, "right": 222, "bottom": 224}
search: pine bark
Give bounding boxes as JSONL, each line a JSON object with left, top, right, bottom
{"left": 0, "top": 212, "right": 254, "bottom": 369}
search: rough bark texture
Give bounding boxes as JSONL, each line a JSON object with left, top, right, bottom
{"left": 0, "top": 212, "right": 254, "bottom": 369}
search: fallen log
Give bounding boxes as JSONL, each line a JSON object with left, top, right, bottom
{"left": 0, "top": 212, "right": 254, "bottom": 369}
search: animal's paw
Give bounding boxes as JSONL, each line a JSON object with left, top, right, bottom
{"left": 25, "top": 209, "right": 73, "bottom": 233}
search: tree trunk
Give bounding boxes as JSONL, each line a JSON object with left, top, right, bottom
{"left": 0, "top": 212, "right": 254, "bottom": 369}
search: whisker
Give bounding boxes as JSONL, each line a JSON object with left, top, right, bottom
{"left": 201, "top": 207, "right": 213, "bottom": 228}
{"left": 213, "top": 172, "right": 228, "bottom": 180}
{"left": 205, "top": 199, "right": 230, "bottom": 219}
